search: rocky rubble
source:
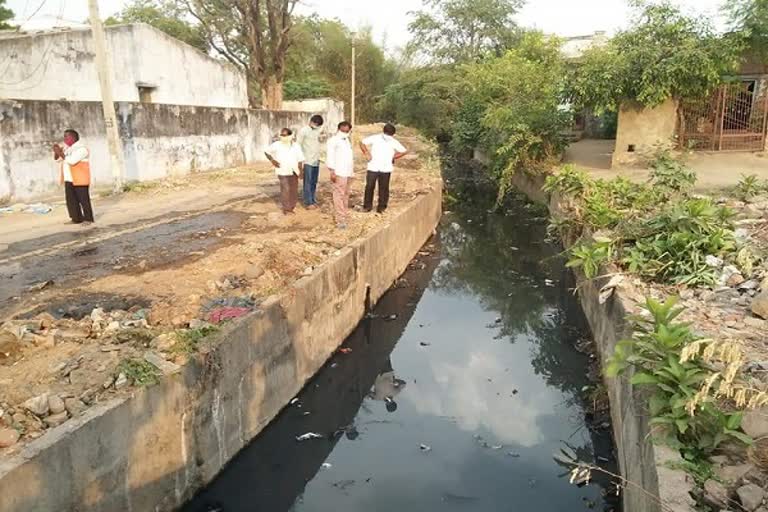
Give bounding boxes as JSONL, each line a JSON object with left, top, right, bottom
{"left": 0, "top": 303, "right": 217, "bottom": 452}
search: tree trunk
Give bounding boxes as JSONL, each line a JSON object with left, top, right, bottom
{"left": 261, "top": 76, "right": 284, "bottom": 110}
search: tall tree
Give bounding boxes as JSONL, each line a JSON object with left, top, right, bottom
{"left": 725, "top": 0, "right": 768, "bottom": 60}
{"left": 568, "top": 3, "right": 741, "bottom": 113}
{"left": 285, "top": 18, "right": 397, "bottom": 122}
{"left": 0, "top": 0, "right": 14, "bottom": 30}
{"left": 406, "top": 0, "right": 524, "bottom": 64}
{"left": 106, "top": 0, "right": 208, "bottom": 52}
{"left": 183, "top": 0, "right": 298, "bottom": 108}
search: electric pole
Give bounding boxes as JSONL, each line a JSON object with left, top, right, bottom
{"left": 351, "top": 31, "right": 356, "bottom": 128}
{"left": 87, "top": 0, "right": 125, "bottom": 192}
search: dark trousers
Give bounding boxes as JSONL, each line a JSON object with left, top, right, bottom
{"left": 364, "top": 171, "right": 391, "bottom": 212}
{"left": 278, "top": 174, "right": 299, "bottom": 212}
{"left": 302, "top": 164, "right": 320, "bottom": 206}
{"left": 64, "top": 182, "right": 94, "bottom": 223}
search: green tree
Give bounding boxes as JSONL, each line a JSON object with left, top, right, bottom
{"left": 376, "top": 65, "right": 463, "bottom": 139}
{"left": 183, "top": 0, "right": 299, "bottom": 108}
{"left": 461, "top": 32, "right": 570, "bottom": 198}
{"left": 285, "top": 18, "right": 397, "bottom": 122}
{"left": 407, "top": 0, "right": 524, "bottom": 64}
{"left": 725, "top": 0, "right": 768, "bottom": 60}
{"left": 568, "top": 3, "right": 741, "bottom": 113}
{"left": 0, "top": 0, "right": 14, "bottom": 30}
{"left": 107, "top": 0, "right": 208, "bottom": 52}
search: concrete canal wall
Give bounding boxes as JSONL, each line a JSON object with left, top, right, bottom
{"left": 510, "top": 171, "right": 695, "bottom": 512}
{"left": 0, "top": 183, "right": 442, "bottom": 512}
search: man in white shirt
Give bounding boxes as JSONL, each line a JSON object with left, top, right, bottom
{"left": 326, "top": 121, "right": 354, "bottom": 229}
{"left": 359, "top": 123, "right": 407, "bottom": 213}
{"left": 296, "top": 114, "right": 324, "bottom": 209}
{"left": 265, "top": 128, "right": 305, "bottom": 214}
{"left": 53, "top": 129, "right": 94, "bottom": 225}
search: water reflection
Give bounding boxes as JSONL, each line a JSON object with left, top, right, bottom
{"left": 183, "top": 193, "right": 618, "bottom": 512}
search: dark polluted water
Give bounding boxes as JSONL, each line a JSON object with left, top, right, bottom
{"left": 182, "top": 193, "right": 620, "bottom": 512}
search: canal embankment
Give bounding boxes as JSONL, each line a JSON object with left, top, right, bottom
{"left": 510, "top": 170, "right": 697, "bottom": 512}
{"left": 0, "top": 163, "right": 442, "bottom": 510}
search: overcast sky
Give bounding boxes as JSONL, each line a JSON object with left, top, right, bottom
{"left": 8, "top": 0, "right": 728, "bottom": 50}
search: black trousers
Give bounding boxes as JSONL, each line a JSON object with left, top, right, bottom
{"left": 64, "top": 182, "right": 94, "bottom": 223}
{"left": 363, "top": 171, "right": 391, "bottom": 212}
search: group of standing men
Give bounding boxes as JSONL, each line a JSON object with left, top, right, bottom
{"left": 265, "top": 116, "right": 408, "bottom": 228}
{"left": 51, "top": 116, "right": 408, "bottom": 230}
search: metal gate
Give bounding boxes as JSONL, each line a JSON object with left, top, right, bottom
{"left": 678, "top": 81, "right": 768, "bottom": 152}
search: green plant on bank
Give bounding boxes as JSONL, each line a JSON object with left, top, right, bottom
{"left": 117, "top": 358, "right": 160, "bottom": 386}
{"left": 647, "top": 148, "right": 697, "bottom": 196}
{"left": 545, "top": 156, "right": 747, "bottom": 286}
{"left": 173, "top": 326, "right": 219, "bottom": 354}
{"left": 565, "top": 240, "right": 613, "bottom": 279}
{"left": 734, "top": 173, "right": 765, "bottom": 202}
{"left": 607, "top": 297, "right": 755, "bottom": 460}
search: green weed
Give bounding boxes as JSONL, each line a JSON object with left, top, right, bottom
{"left": 734, "top": 174, "right": 764, "bottom": 202}
{"left": 174, "top": 326, "right": 219, "bottom": 354}
{"left": 117, "top": 358, "right": 160, "bottom": 387}
{"left": 607, "top": 297, "right": 753, "bottom": 458}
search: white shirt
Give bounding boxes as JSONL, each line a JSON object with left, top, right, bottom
{"left": 265, "top": 141, "right": 305, "bottom": 176}
{"left": 326, "top": 134, "right": 354, "bottom": 177}
{"left": 60, "top": 140, "right": 89, "bottom": 182}
{"left": 362, "top": 134, "right": 406, "bottom": 173}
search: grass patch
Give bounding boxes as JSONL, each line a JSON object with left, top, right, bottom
{"left": 173, "top": 326, "right": 219, "bottom": 354}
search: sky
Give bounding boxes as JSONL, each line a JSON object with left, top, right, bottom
{"left": 8, "top": 0, "right": 729, "bottom": 51}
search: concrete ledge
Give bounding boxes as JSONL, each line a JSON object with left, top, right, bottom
{"left": 510, "top": 171, "right": 695, "bottom": 512}
{"left": 0, "top": 183, "right": 442, "bottom": 512}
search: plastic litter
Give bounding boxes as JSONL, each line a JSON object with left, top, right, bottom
{"left": 208, "top": 306, "right": 251, "bottom": 324}
{"left": 321, "top": 463, "right": 332, "bottom": 469}
{"left": 290, "top": 398, "right": 300, "bottom": 406}
{"left": 419, "top": 444, "right": 432, "bottom": 452}
{"left": 26, "top": 203, "right": 52, "bottom": 214}
{"left": 296, "top": 432, "right": 323, "bottom": 441}
{"left": 419, "top": 341, "right": 431, "bottom": 347}
{"left": 339, "top": 347, "right": 353, "bottom": 354}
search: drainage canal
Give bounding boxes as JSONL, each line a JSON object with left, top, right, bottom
{"left": 183, "top": 192, "right": 619, "bottom": 512}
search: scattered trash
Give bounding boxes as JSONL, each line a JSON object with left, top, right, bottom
{"left": 289, "top": 398, "right": 300, "bottom": 406}
{"left": 296, "top": 432, "right": 323, "bottom": 442}
{"left": 208, "top": 307, "right": 251, "bottom": 324}
{"left": 419, "top": 341, "right": 431, "bottom": 347}
{"left": 512, "top": 389, "right": 518, "bottom": 395}
{"left": 26, "top": 203, "right": 52, "bottom": 214}
{"left": 442, "top": 493, "right": 478, "bottom": 504}
{"left": 494, "top": 317, "right": 502, "bottom": 324}
{"left": 0, "top": 207, "right": 13, "bottom": 214}
{"left": 544, "top": 279, "right": 555, "bottom": 287}
{"left": 509, "top": 246, "right": 519, "bottom": 251}
{"left": 491, "top": 445, "right": 503, "bottom": 450}
{"left": 339, "top": 347, "right": 353, "bottom": 354}
{"left": 507, "top": 452, "right": 521, "bottom": 458}
{"left": 28, "top": 280, "right": 54, "bottom": 292}
{"left": 385, "top": 314, "right": 398, "bottom": 321}
{"left": 202, "top": 296, "right": 255, "bottom": 312}
{"left": 598, "top": 275, "right": 625, "bottom": 304}
{"left": 332, "top": 480, "right": 356, "bottom": 491}
{"left": 330, "top": 362, "right": 338, "bottom": 368}
{"left": 321, "top": 463, "right": 333, "bottom": 469}
{"left": 419, "top": 444, "right": 432, "bottom": 452}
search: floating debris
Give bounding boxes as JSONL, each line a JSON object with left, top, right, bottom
{"left": 419, "top": 444, "right": 432, "bottom": 452}
{"left": 339, "top": 348, "right": 353, "bottom": 354}
{"left": 321, "top": 462, "right": 333, "bottom": 469}
{"left": 296, "top": 432, "right": 323, "bottom": 442}
{"left": 419, "top": 341, "right": 431, "bottom": 347}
